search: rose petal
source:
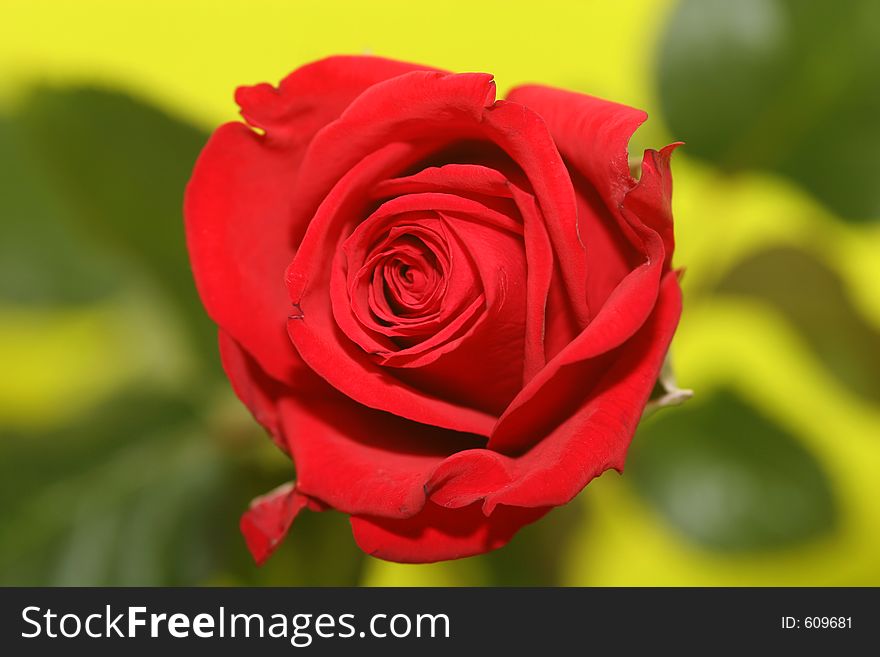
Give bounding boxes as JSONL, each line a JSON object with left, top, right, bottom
{"left": 506, "top": 85, "right": 646, "bottom": 317}
{"left": 185, "top": 56, "right": 438, "bottom": 384}
{"left": 286, "top": 68, "right": 591, "bottom": 432}
{"left": 217, "top": 329, "right": 287, "bottom": 451}
{"left": 373, "top": 163, "right": 515, "bottom": 198}
{"left": 488, "top": 141, "right": 679, "bottom": 453}
{"left": 279, "top": 391, "right": 481, "bottom": 518}
{"left": 292, "top": 71, "right": 587, "bottom": 329}
{"left": 289, "top": 70, "right": 499, "bottom": 231}
{"left": 482, "top": 100, "right": 589, "bottom": 327}
{"left": 375, "top": 164, "right": 554, "bottom": 381}
{"left": 426, "top": 271, "right": 682, "bottom": 510}
{"left": 287, "top": 143, "right": 499, "bottom": 437}
{"left": 240, "top": 482, "right": 309, "bottom": 566}
{"left": 350, "top": 501, "right": 549, "bottom": 563}
{"left": 185, "top": 123, "right": 305, "bottom": 383}
{"left": 236, "top": 55, "right": 441, "bottom": 149}
{"left": 621, "top": 143, "right": 682, "bottom": 271}
{"left": 505, "top": 84, "right": 646, "bottom": 212}
{"left": 389, "top": 211, "right": 527, "bottom": 414}
{"left": 568, "top": 169, "right": 644, "bottom": 324}
{"left": 334, "top": 192, "right": 519, "bottom": 359}
{"left": 488, "top": 228, "right": 664, "bottom": 453}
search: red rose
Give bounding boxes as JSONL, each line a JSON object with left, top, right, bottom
{"left": 185, "top": 56, "right": 683, "bottom": 564}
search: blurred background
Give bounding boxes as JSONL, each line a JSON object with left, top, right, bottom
{"left": 1, "top": 0, "right": 878, "bottom": 586}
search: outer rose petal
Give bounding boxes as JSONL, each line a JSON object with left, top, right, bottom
{"left": 236, "top": 56, "right": 441, "bottom": 152}
{"left": 218, "top": 329, "right": 286, "bottom": 449}
{"left": 488, "top": 112, "right": 680, "bottom": 453}
{"left": 350, "top": 501, "right": 549, "bottom": 563}
{"left": 621, "top": 143, "right": 681, "bottom": 270}
{"left": 186, "top": 123, "right": 304, "bottom": 384}
{"left": 505, "top": 84, "right": 655, "bottom": 315}
{"left": 240, "top": 482, "right": 309, "bottom": 566}
{"left": 505, "top": 84, "right": 646, "bottom": 213}
{"left": 185, "top": 56, "right": 436, "bottom": 384}
{"left": 278, "top": 391, "right": 482, "bottom": 519}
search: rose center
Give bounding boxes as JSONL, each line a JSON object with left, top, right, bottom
{"left": 381, "top": 237, "right": 443, "bottom": 316}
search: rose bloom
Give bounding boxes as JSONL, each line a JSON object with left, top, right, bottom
{"left": 185, "top": 56, "right": 683, "bottom": 564}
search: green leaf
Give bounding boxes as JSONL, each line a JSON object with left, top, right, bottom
{"left": 0, "top": 115, "right": 119, "bottom": 305}
{"left": 716, "top": 245, "right": 880, "bottom": 403}
{"left": 0, "top": 86, "right": 369, "bottom": 585}
{"left": 0, "top": 389, "right": 212, "bottom": 585}
{"left": 15, "top": 87, "right": 220, "bottom": 370}
{"left": 658, "top": 0, "right": 880, "bottom": 220}
{"left": 627, "top": 389, "right": 837, "bottom": 552}
{"left": 0, "top": 388, "right": 365, "bottom": 586}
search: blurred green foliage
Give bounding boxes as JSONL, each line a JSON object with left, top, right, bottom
{"left": 16, "top": 88, "right": 222, "bottom": 369}
{"left": 0, "top": 87, "right": 365, "bottom": 585}
{"left": 0, "top": 116, "right": 118, "bottom": 305}
{"left": 659, "top": 0, "right": 880, "bottom": 220}
{"left": 629, "top": 389, "right": 836, "bottom": 552}
{"left": 1, "top": 0, "right": 879, "bottom": 586}
{"left": 717, "top": 246, "right": 880, "bottom": 403}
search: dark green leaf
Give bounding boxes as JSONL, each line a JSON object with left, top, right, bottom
{"left": 0, "top": 389, "right": 210, "bottom": 585}
{"left": 627, "top": 389, "right": 837, "bottom": 552}
{"left": 658, "top": 0, "right": 880, "bottom": 220}
{"left": 15, "top": 87, "right": 220, "bottom": 370}
{"left": 0, "top": 388, "right": 364, "bottom": 586}
{"left": 716, "top": 245, "right": 880, "bottom": 403}
{"left": 0, "top": 115, "right": 119, "bottom": 304}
